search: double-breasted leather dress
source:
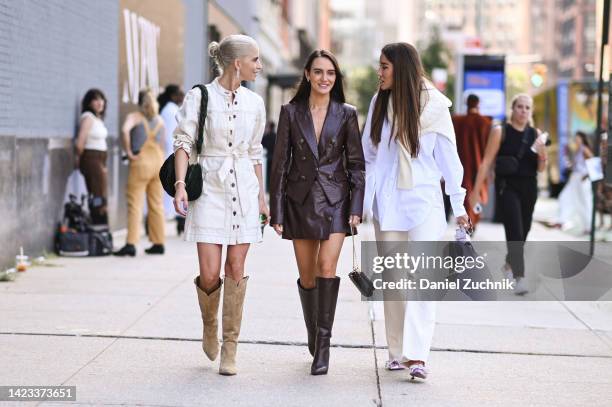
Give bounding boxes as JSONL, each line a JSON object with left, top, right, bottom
{"left": 270, "top": 100, "right": 365, "bottom": 240}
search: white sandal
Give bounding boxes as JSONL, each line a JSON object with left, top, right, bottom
{"left": 407, "top": 363, "right": 428, "bottom": 380}
{"left": 385, "top": 359, "right": 406, "bottom": 371}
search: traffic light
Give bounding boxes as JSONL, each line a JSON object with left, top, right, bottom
{"left": 531, "top": 63, "right": 548, "bottom": 88}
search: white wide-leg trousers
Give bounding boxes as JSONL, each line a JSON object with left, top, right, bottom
{"left": 373, "top": 205, "right": 447, "bottom": 364}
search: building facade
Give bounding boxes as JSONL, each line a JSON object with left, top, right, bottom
{"left": 557, "top": 0, "right": 597, "bottom": 80}
{"left": 0, "top": 0, "right": 328, "bottom": 269}
{"left": 0, "top": 0, "right": 208, "bottom": 269}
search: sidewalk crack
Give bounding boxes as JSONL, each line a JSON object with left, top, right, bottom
{"left": 369, "top": 303, "right": 383, "bottom": 407}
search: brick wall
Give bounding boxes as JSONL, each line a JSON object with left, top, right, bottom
{"left": 0, "top": 0, "right": 119, "bottom": 269}
{"left": 0, "top": 0, "right": 209, "bottom": 269}
{"left": 0, "top": 0, "right": 119, "bottom": 137}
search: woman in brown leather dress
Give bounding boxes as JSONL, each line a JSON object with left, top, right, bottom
{"left": 269, "top": 49, "right": 365, "bottom": 375}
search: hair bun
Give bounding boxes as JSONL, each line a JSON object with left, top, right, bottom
{"left": 208, "top": 42, "right": 220, "bottom": 60}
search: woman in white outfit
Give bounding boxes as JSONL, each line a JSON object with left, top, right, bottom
{"left": 362, "top": 43, "right": 469, "bottom": 380}
{"left": 557, "top": 131, "right": 593, "bottom": 234}
{"left": 173, "top": 35, "right": 267, "bottom": 376}
{"left": 158, "top": 84, "right": 185, "bottom": 223}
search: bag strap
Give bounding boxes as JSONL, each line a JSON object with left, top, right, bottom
{"left": 350, "top": 226, "right": 358, "bottom": 272}
{"left": 140, "top": 116, "right": 152, "bottom": 137}
{"left": 191, "top": 84, "right": 209, "bottom": 155}
{"left": 150, "top": 118, "right": 163, "bottom": 138}
{"left": 140, "top": 115, "right": 162, "bottom": 140}
{"left": 501, "top": 122, "right": 531, "bottom": 160}
{"left": 516, "top": 126, "right": 532, "bottom": 161}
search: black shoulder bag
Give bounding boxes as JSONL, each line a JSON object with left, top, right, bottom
{"left": 494, "top": 125, "right": 532, "bottom": 176}
{"left": 348, "top": 226, "right": 374, "bottom": 297}
{"left": 159, "top": 84, "right": 208, "bottom": 201}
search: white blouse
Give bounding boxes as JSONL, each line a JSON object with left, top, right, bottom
{"left": 160, "top": 101, "right": 179, "bottom": 158}
{"left": 173, "top": 78, "right": 266, "bottom": 244}
{"left": 362, "top": 96, "right": 467, "bottom": 231}
{"left": 81, "top": 111, "right": 108, "bottom": 151}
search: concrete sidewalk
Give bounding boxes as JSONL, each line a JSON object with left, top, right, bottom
{"left": 1, "top": 209, "right": 612, "bottom": 406}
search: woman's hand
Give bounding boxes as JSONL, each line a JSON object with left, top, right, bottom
{"left": 272, "top": 224, "right": 283, "bottom": 236}
{"left": 174, "top": 184, "right": 188, "bottom": 216}
{"left": 128, "top": 152, "right": 140, "bottom": 161}
{"left": 534, "top": 137, "right": 547, "bottom": 156}
{"left": 348, "top": 215, "right": 361, "bottom": 227}
{"left": 468, "top": 191, "right": 479, "bottom": 211}
{"left": 259, "top": 199, "right": 270, "bottom": 225}
{"left": 456, "top": 214, "right": 471, "bottom": 230}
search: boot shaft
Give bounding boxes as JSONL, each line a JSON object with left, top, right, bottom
{"left": 219, "top": 276, "right": 249, "bottom": 376}
{"left": 194, "top": 277, "right": 222, "bottom": 321}
{"left": 222, "top": 276, "right": 249, "bottom": 342}
{"left": 311, "top": 277, "right": 340, "bottom": 375}
{"left": 315, "top": 277, "right": 340, "bottom": 336}
{"left": 298, "top": 278, "right": 318, "bottom": 356}
{"left": 194, "top": 276, "right": 222, "bottom": 361}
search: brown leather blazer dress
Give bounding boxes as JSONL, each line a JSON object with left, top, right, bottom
{"left": 269, "top": 100, "right": 365, "bottom": 240}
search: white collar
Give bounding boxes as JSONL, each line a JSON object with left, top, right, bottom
{"left": 212, "top": 77, "right": 241, "bottom": 97}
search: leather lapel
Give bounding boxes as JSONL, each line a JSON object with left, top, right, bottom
{"left": 318, "top": 101, "right": 341, "bottom": 156}
{"left": 296, "top": 103, "right": 319, "bottom": 160}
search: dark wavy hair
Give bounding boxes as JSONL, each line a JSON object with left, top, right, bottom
{"left": 576, "top": 131, "right": 591, "bottom": 150}
{"left": 158, "top": 84, "right": 182, "bottom": 112}
{"left": 289, "top": 49, "right": 345, "bottom": 105}
{"left": 370, "top": 43, "right": 425, "bottom": 157}
{"left": 81, "top": 88, "right": 107, "bottom": 119}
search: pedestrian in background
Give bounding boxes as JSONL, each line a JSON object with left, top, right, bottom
{"left": 452, "top": 94, "right": 491, "bottom": 228}
{"left": 269, "top": 49, "right": 365, "bottom": 376}
{"left": 158, "top": 84, "right": 186, "bottom": 233}
{"left": 554, "top": 131, "right": 593, "bottom": 234}
{"left": 261, "top": 120, "right": 276, "bottom": 192}
{"left": 114, "top": 89, "right": 166, "bottom": 256}
{"left": 469, "top": 94, "right": 548, "bottom": 295}
{"left": 362, "top": 42, "right": 469, "bottom": 381}
{"left": 75, "top": 88, "right": 109, "bottom": 225}
{"left": 173, "top": 35, "right": 266, "bottom": 376}
{"left": 596, "top": 132, "right": 612, "bottom": 229}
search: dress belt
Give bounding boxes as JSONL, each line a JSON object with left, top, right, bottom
{"left": 200, "top": 142, "right": 252, "bottom": 216}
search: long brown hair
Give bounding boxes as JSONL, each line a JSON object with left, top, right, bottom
{"left": 370, "top": 43, "right": 425, "bottom": 157}
{"left": 290, "top": 49, "right": 345, "bottom": 105}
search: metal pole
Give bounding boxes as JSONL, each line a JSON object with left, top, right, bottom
{"left": 590, "top": 0, "right": 610, "bottom": 255}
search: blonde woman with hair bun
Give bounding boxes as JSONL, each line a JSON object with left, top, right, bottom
{"left": 172, "top": 34, "right": 265, "bottom": 376}
{"left": 115, "top": 88, "right": 167, "bottom": 257}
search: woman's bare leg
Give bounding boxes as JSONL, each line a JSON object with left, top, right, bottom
{"left": 197, "top": 243, "right": 223, "bottom": 292}
{"left": 224, "top": 243, "right": 250, "bottom": 282}
{"left": 293, "top": 239, "right": 320, "bottom": 288}
{"left": 316, "top": 233, "right": 345, "bottom": 278}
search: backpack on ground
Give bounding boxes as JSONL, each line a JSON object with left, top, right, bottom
{"left": 55, "top": 194, "right": 112, "bottom": 257}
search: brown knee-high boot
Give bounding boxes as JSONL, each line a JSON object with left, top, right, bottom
{"left": 297, "top": 279, "right": 318, "bottom": 356}
{"left": 311, "top": 276, "right": 340, "bottom": 375}
{"left": 219, "top": 276, "right": 248, "bottom": 376}
{"left": 194, "top": 277, "right": 222, "bottom": 361}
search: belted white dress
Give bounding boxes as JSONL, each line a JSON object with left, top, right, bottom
{"left": 173, "top": 78, "right": 266, "bottom": 244}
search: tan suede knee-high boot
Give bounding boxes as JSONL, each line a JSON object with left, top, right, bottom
{"left": 219, "top": 276, "right": 248, "bottom": 376}
{"left": 194, "top": 277, "right": 222, "bottom": 361}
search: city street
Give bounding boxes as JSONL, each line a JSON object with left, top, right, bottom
{"left": 1, "top": 0, "right": 611, "bottom": 406}
{"left": 2, "top": 199, "right": 612, "bottom": 407}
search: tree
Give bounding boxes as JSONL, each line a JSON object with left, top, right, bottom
{"left": 506, "top": 67, "right": 529, "bottom": 108}
{"left": 347, "top": 66, "right": 380, "bottom": 118}
{"left": 419, "top": 27, "right": 451, "bottom": 75}
{"left": 419, "top": 27, "right": 455, "bottom": 105}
